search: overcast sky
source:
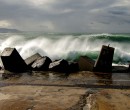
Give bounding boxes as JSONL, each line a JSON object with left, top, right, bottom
{"left": 0, "top": 0, "right": 130, "bottom": 33}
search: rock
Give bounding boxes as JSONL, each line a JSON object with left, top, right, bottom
{"left": 68, "top": 61, "right": 79, "bottom": 73}
{"left": 49, "top": 59, "right": 69, "bottom": 73}
{"left": 93, "top": 45, "right": 115, "bottom": 73}
{"left": 1, "top": 48, "right": 28, "bottom": 73}
{"left": 24, "top": 53, "right": 42, "bottom": 67}
{"left": 127, "top": 64, "right": 130, "bottom": 72}
{"left": 78, "top": 56, "right": 95, "bottom": 71}
{"left": 31, "top": 56, "right": 52, "bottom": 71}
{"left": 112, "top": 66, "right": 128, "bottom": 73}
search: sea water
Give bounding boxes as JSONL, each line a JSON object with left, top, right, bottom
{"left": 0, "top": 32, "right": 130, "bottom": 65}
{"left": 0, "top": 32, "right": 130, "bottom": 86}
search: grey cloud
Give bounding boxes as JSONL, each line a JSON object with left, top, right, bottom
{"left": 108, "top": 6, "right": 130, "bottom": 15}
{"left": 0, "top": 0, "right": 130, "bottom": 33}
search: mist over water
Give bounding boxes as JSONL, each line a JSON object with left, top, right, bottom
{"left": 0, "top": 32, "right": 130, "bottom": 64}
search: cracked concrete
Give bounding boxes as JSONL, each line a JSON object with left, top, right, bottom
{"left": 83, "top": 89, "right": 130, "bottom": 110}
{"left": 66, "top": 91, "right": 89, "bottom": 110}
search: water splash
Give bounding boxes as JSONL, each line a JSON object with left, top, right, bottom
{"left": 0, "top": 33, "right": 130, "bottom": 64}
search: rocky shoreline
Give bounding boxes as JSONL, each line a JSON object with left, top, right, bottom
{"left": 0, "top": 45, "right": 130, "bottom": 79}
{"left": 0, "top": 45, "right": 130, "bottom": 109}
{"left": 0, "top": 71, "right": 130, "bottom": 110}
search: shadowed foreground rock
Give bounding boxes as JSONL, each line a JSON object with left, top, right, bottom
{"left": 127, "top": 64, "right": 130, "bottom": 72}
{"left": 25, "top": 53, "right": 42, "bottom": 67}
{"left": 31, "top": 56, "right": 52, "bottom": 71}
{"left": 1, "top": 48, "right": 28, "bottom": 73}
{"left": 68, "top": 61, "right": 79, "bottom": 73}
{"left": 112, "top": 66, "right": 128, "bottom": 73}
{"left": 93, "top": 45, "right": 115, "bottom": 73}
{"left": 78, "top": 56, "right": 95, "bottom": 71}
{"left": 49, "top": 59, "right": 69, "bottom": 73}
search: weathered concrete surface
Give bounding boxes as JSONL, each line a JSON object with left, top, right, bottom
{"left": 84, "top": 89, "right": 130, "bottom": 110}
{"left": 49, "top": 59, "right": 69, "bottom": 73}
{"left": 1, "top": 48, "right": 28, "bottom": 73}
{"left": 0, "top": 71, "right": 130, "bottom": 110}
{"left": 25, "top": 53, "right": 42, "bottom": 66}
{"left": 1, "top": 70, "right": 130, "bottom": 87}
{"left": 0, "top": 86, "right": 87, "bottom": 110}
{"left": 78, "top": 56, "right": 95, "bottom": 71}
{"left": 94, "top": 45, "right": 114, "bottom": 73}
{"left": 0, "top": 85, "right": 130, "bottom": 110}
{"left": 32, "top": 56, "right": 52, "bottom": 71}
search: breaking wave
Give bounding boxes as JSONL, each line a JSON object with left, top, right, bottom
{"left": 0, "top": 32, "right": 130, "bottom": 65}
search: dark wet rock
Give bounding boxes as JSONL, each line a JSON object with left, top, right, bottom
{"left": 49, "top": 59, "right": 69, "bottom": 73}
{"left": 1, "top": 48, "right": 28, "bottom": 73}
{"left": 31, "top": 56, "right": 52, "bottom": 71}
{"left": 127, "top": 64, "right": 130, "bottom": 72}
{"left": 93, "top": 45, "right": 115, "bottom": 73}
{"left": 78, "top": 56, "right": 95, "bottom": 71}
{"left": 112, "top": 66, "right": 128, "bottom": 73}
{"left": 68, "top": 61, "right": 79, "bottom": 73}
{"left": 25, "top": 53, "right": 42, "bottom": 67}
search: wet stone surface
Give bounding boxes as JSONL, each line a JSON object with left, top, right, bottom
{"left": 0, "top": 71, "right": 130, "bottom": 110}
{"left": 0, "top": 71, "right": 130, "bottom": 88}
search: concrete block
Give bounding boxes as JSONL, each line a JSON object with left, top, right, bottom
{"left": 93, "top": 45, "right": 115, "bottom": 73}
{"left": 25, "top": 53, "right": 42, "bottom": 66}
{"left": 78, "top": 56, "right": 95, "bottom": 71}
{"left": 32, "top": 56, "right": 52, "bottom": 71}
{"left": 49, "top": 59, "right": 69, "bottom": 73}
{"left": 68, "top": 61, "right": 79, "bottom": 73}
{"left": 1, "top": 48, "right": 28, "bottom": 73}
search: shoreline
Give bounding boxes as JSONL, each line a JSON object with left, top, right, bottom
{"left": 0, "top": 71, "right": 130, "bottom": 109}
{"left": 0, "top": 70, "right": 130, "bottom": 87}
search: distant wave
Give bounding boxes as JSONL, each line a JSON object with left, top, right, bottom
{"left": 88, "top": 33, "right": 130, "bottom": 43}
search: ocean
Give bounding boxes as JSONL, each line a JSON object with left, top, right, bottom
{"left": 0, "top": 32, "right": 130, "bottom": 89}
{"left": 0, "top": 33, "right": 130, "bottom": 110}
{"left": 0, "top": 32, "right": 130, "bottom": 66}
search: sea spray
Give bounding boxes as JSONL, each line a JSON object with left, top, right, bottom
{"left": 0, "top": 33, "right": 130, "bottom": 65}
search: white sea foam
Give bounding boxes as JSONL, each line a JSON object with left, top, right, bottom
{"left": 0, "top": 33, "right": 130, "bottom": 64}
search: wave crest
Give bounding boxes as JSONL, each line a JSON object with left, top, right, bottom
{"left": 0, "top": 33, "right": 130, "bottom": 64}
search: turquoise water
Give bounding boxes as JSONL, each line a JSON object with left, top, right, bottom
{"left": 0, "top": 32, "right": 130, "bottom": 65}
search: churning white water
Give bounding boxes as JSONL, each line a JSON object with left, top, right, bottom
{"left": 0, "top": 33, "right": 130, "bottom": 64}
